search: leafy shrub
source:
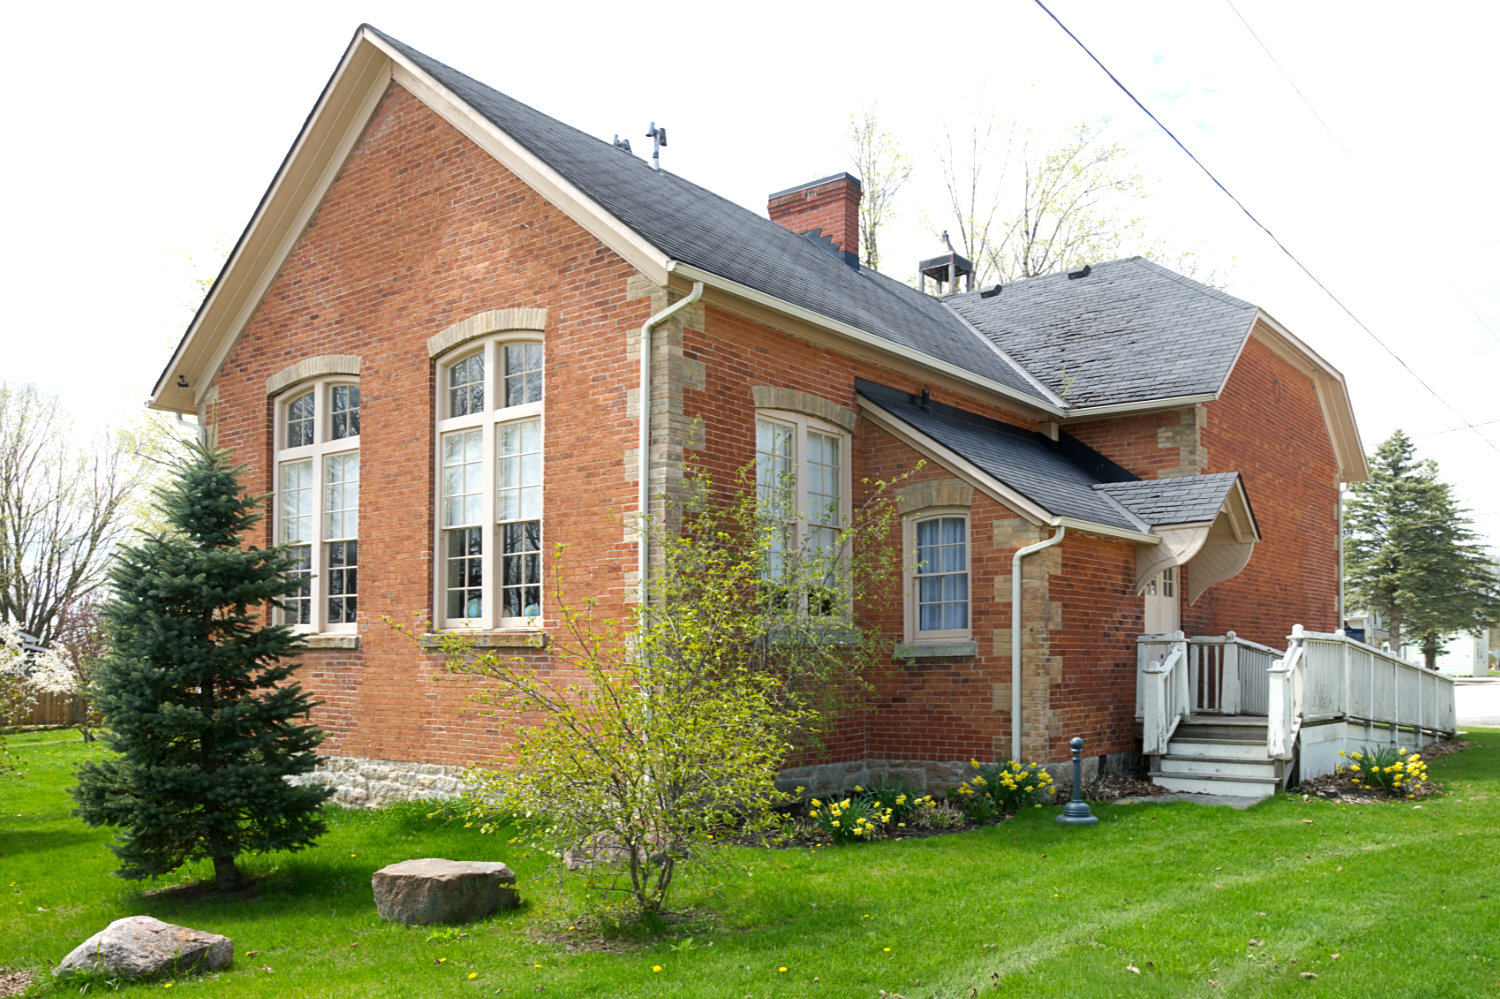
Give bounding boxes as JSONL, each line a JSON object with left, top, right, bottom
{"left": 952, "top": 759, "right": 1055, "bottom": 821}
{"left": 1338, "top": 745, "right": 1430, "bottom": 796}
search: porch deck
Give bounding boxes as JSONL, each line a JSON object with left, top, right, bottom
{"left": 1136, "top": 627, "right": 1458, "bottom": 798}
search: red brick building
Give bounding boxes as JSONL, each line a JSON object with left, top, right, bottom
{"left": 149, "top": 26, "right": 1368, "bottom": 804}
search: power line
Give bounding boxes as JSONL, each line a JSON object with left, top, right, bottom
{"left": 1030, "top": 0, "right": 1500, "bottom": 459}
{"left": 1223, "top": 0, "right": 1500, "bottom": 352}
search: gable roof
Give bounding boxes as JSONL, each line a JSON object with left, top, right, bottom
{"left": 1095, "top": 473, "right": 1253, "bottom": 530}
{"left": 148, "top": 25, "right": 1365, "bottom": 483}
{"left": 369, "top": 30, "right": 1050, "bottom": 406}
{"left": 947, "top": 258, "right": 1259, "bottom": 410}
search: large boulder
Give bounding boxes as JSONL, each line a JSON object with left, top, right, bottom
{"left": 372, "top": 858, "right": 519, "bottom": 925}
{"left": 56, "top": 916, "right": 233, "bottom": 979}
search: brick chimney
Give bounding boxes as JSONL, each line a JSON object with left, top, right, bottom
{"left": 768, "top": 172, "right": 862, "bottom": 269}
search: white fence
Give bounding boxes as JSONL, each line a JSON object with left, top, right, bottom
{"left": 1136, "top": 631, "right": 1281, "bottom": 720}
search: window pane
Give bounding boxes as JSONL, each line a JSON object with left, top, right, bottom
{"left": 504, "top": 342, "right": 544, "bottom": 408}
{"left": 501, "top": 519, "right": 542, "bottom": 619}
{"left": 286, "top": 392, "right": 315, "bottom": 448}
{"left": 449, "top": 354, "right": 483, "bottom": 417}
{"left": 807, "top": 431, "right": 840, "bottom": 527}
{"left": 283, "top": 544, "right": 312, "bottom": 625}
{"left": 914, "top": 515, "right": 968, "bottom": 634}
{"left": 331, "top": 384, "right": 361, "bottom": 440}
{"left": 497, "top": 418, "right": 542, "bottom": 525}
{"left": 327, "top": 539, "right": 359, "bottom": 624}
{"left": 445, "top": 527, "right": 483, "bottom": 620}
{"left": 324, "top": 452, "right": 359, "bottom": 540}
{"left": 280, "top": 460, "right": 313, "bottom": 544}
{"left": 755, "top": 419, "right": 794, "bottom": 521}
{"left": 442, "top": 430, "right": 483, "bottom": 528}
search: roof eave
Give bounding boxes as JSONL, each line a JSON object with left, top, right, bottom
{"left": 674, "top": 262, "right": 1068, "bottom": 421}
{"left": 856, "top": 396, "right": 1160, "bottom": 545}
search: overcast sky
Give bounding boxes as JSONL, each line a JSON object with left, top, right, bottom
{"left": 6, "top": 1, "right": 1498, "bottom": 542}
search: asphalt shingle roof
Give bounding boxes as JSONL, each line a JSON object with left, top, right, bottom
{"left": 947, "top": 258, "right": 1259, "bottom": 409}
{"left": 372, "top": 28, "right": 1049, "bottom": 404}
{"left": 1093, "top": 473, "right": 1244, "bottom": 527}
{"left": 857, "top": 382, "right": 1147, "bottom": 532}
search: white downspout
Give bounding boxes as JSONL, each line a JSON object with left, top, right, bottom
{"left": 1012, "top": 521, "right": 1065, "bottom": 761}
{"left": 637, "top": 281, "right": 704, "bottom": 603}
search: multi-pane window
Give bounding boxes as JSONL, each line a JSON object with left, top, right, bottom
{"left": 331, "top": 385, "right": 361, "bottom": 440}
{"left": 324, "top": 452, "right": 359, "bottom": 624}
{"left": 504, "top": 343, "right": 544, "bottom": 408}
{"left": 442, "top": 429, "right": 484, "bottom": 620}
{"left": 286, "top": 391, "right": 315, "bottom": 448}
{"left": 753, "top": 412, "right": 850, "bottom": 612}
{"left": 449, "top": 354, "right": 484, "bottom": 418}
{"left": 915, "top": 516, "right": 968, "bottom": 633}
{"left": 280, "top": 460, "right": 313, "bottom": 624}
{"left": 273, "top": 378, "right": 361, "bottom": 632}
{"left": 498, "top": 420, "right": 542, "bottom": 619}
{"left": 434, "top": 337, "right": 545, "bottom": 629}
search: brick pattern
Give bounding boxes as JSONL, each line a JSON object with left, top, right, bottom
{"left": 206, "top": 81, "right": 1341, "bottom": 775}
{"left": 767, "top": 175, "right": 861, "bottom": 257}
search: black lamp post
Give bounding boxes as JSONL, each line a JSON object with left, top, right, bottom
{"left": 1056, "top": 736, "right": 1099, "bottom": 826}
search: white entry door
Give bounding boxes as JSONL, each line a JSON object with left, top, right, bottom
{"left": 1143, "top": 566, "right": 1180, "bottom": 634}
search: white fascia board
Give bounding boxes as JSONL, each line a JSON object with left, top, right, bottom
{"left": 1249, "top": 310, "right": 1369, "bottom": 483}
{"left": 1060, "top": 393, "right": 1218, "bottom": 421}
{"left": 1055, "top": 517, "right": 1161, "bottom": 545}
{"left": 940, "top": 301, "right": 1069, "bottom": 408}
{"left": 151, "top": 32, "right": 395, "bottom": 413}
{"left": 377, "top": 42, "right": 671, "bottom": 287}
{"left": 674, "top": 262, "right": 1068, "bottom": 420}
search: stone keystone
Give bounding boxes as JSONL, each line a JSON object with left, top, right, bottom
{"left": 372, "top": 858, "right": 519, "bottom": 925}
{"left": 56, "top": 916, "right": 233, "bottom": 979}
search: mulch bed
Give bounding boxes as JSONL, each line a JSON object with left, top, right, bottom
{"left": 1294, "top": 740, "right": 1471, "bottom": 803}
{"left": 1078, "top": 772, "right": 1176, "bottom": 802}
{"left": 0, "top": 969, "right": 33, "bottom": 998}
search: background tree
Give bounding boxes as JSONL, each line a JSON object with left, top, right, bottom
{"left": 844, "top": 102, "right": 913, "bottom": 273}
{"left": 429, "top": 462, "right": 909, "bottom": 917}
{"left": 1344, "top": 430, "right": 1500, "bottom": 667}
{"left": 0, "top": 382, "right": 146, "bottom": 645}
{"left": 72, "top": 443, "right": 331, "bottom": 891}
{"left": 930, "top": 118, "right": 1230, "bottom": 289}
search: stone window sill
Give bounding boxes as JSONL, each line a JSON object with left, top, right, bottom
{"left": 896, "top": 641, "right": 978, "bottom": 659}
{"left": 419, "top": 631, "right": 548, "bottom": 650}
{"left": 302, "top": 634, "right": 360, "bottom": 650}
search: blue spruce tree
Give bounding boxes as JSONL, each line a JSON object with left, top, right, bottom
{"left": 72, "top": 443, "right": 332, "bottom": 890}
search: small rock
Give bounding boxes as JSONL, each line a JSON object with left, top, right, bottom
{"left": 55, "top": 916, "right": 232, "bottom": 979}
{"left": 372, "top": 858, "right": 519, "bottom": 925}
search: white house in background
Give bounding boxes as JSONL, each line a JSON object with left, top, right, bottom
{"left": 1343, "top": 610, "right": 1488, "bottom": 677}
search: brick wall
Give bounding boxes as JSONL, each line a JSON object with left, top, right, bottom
{"left": 206, "top": 79, "right": 1341, "bottom": 777}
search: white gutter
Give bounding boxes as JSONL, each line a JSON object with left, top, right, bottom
{"left": 1012, "top": 522, "right": 1066, "bottom": 761}
{"left": 637, "top": 281, "right": 704, "bottom": 603}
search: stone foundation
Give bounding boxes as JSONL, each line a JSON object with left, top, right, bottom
{"left": 290, "top": 755, "right": 471, "bottom": 808}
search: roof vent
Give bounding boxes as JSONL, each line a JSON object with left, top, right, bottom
{"left": 919, "top": 232, "right": 972, "bottom": 295}
{"left": 1067, "top": 263, "right": 1092, "bottom": 280}
{"left": 979, "top": 284, "right": 1002, "bottom": 299}
{"left": 612, "top": 134, "right": 633, "bottom": 154}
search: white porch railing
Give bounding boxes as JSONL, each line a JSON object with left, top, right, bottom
{"left": 1139, "top": 633, "right": 1189, "bottom": 756}
{"left": 1136, "top": 631, "right": 1282, "bottom": 719}
{"left": 1266, "top": 625, "right": 1458, "bottom": 761}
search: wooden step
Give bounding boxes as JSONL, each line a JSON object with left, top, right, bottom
{"left": 1159, "top": 755, "right": 1279, "bottom": 778}
{"left": 1168, "top": 737, "right": 1268, "bottom": 759}
{"left": 1150, "top": 770, "right": 1281, "bottom": 798}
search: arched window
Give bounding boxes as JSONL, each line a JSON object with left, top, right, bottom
{"left": 273, "top": 378, "right": 361, "bottom": 632}
{"left": 434, "top": 336, "right": 544, "bottom": 629}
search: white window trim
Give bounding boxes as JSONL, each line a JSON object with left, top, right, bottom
{"left": 755, "top": 407, "right": 852, "bottom": 542}
{"left": 272, "top": 376, "right": 361, "bottom": 635}
{"left": 433, "top": 334, "right": 545, "bottom": 632}
{"left": 902, "top": 507, "right": 973, "bottom": 646}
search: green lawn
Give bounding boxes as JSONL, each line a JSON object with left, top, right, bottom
{"left": 2, "top": 732, "right": 1497, "bottom": 998}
